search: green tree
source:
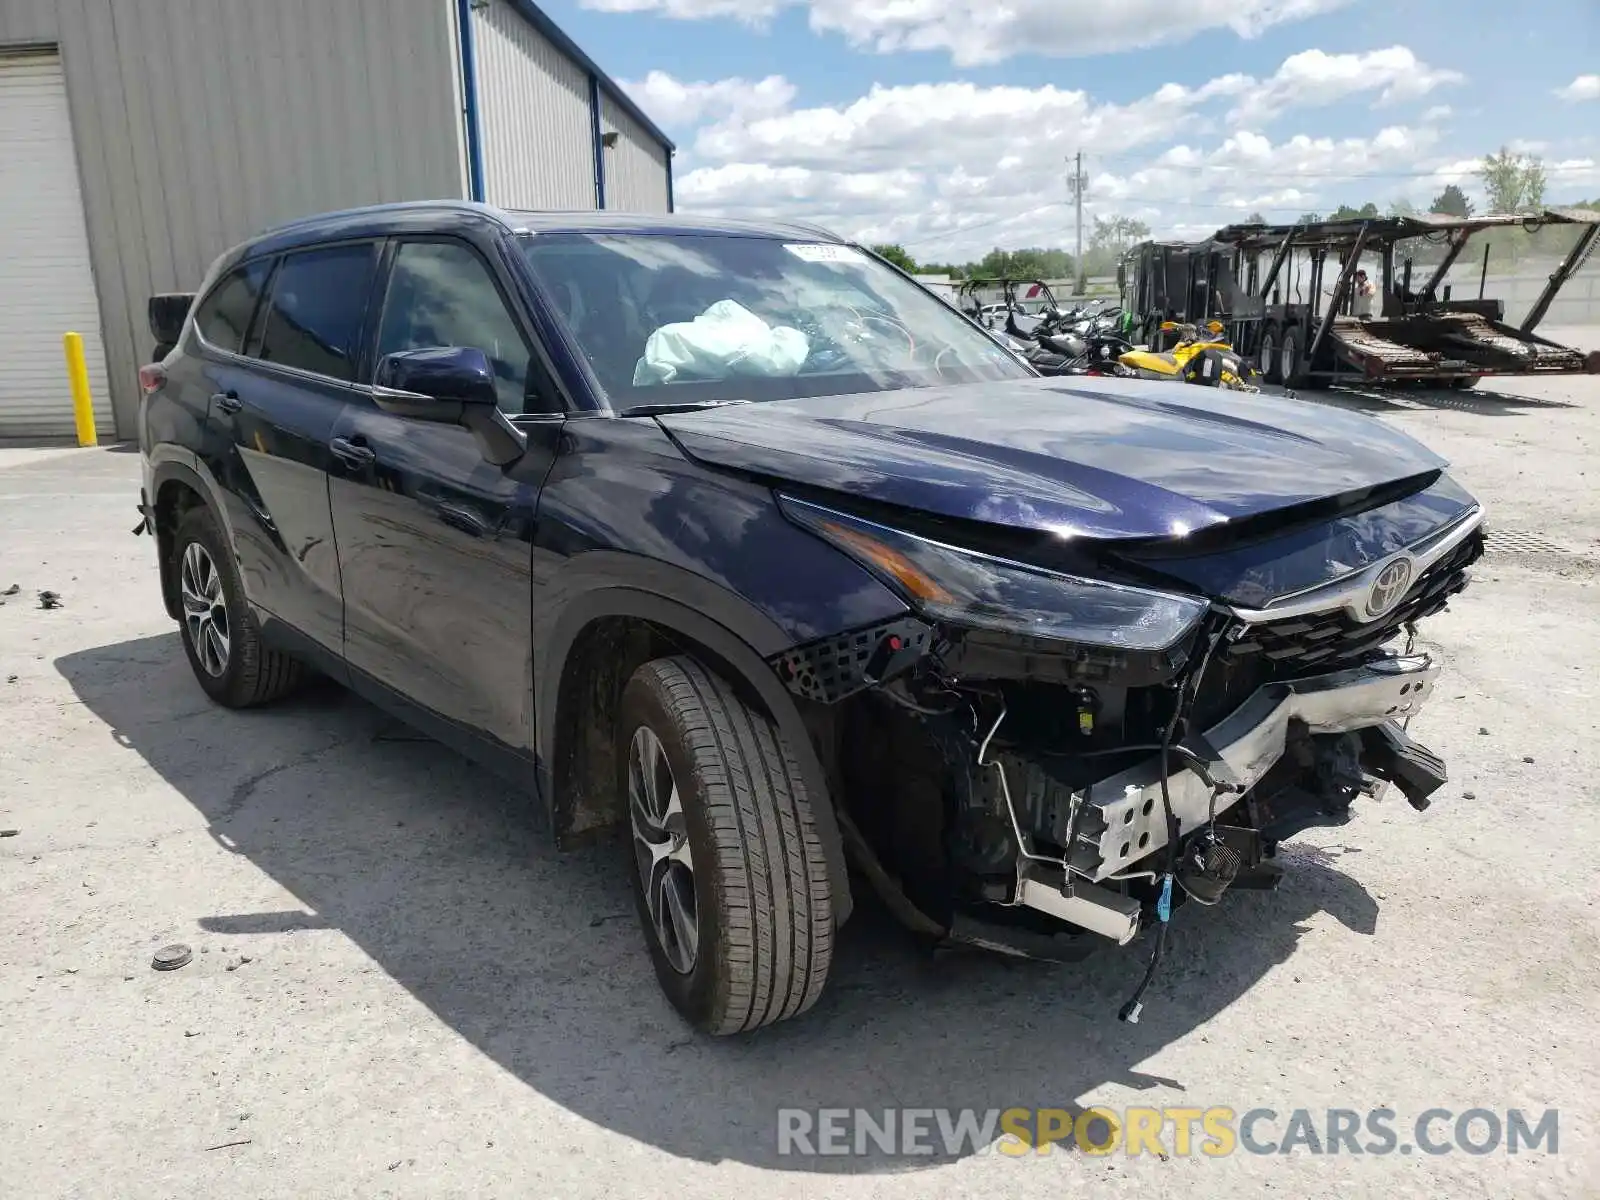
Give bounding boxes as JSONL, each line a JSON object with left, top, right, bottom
{"left": 1295, "top": 211, "right": 1322, "bottom": 225}
{"left": 1523, "top": 158, "right": 1547, "bottom": 210}
{"left": 1089, "top": 215, "right": 1151, "bottom": 258}
{"left": 1083, "top": 216, "right": 1151, "bottom": 278}
{"left": 1478, "top": 147, "right": 1546, "bottom": 214}
{"left": 1387, "top": 198, "right": 1419, "bottom": 217}
{"left": 1430, "top": 184, "right": 1473, "bottom": 217}
{"left": 1245, "top": 211, "right": 1268, "bottom": 224}
{"left": 976, "top": 246, "right": 1075, "bottom": 279}
{"left": 1328, "top": 202, "right": 1381, "bottom": 221}
{"left": 869, "top": 243, "right": 918, "bottom": 272}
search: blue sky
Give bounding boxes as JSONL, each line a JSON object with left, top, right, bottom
{"left": 545, "top": 0, "right": 1600, "bottom": 258}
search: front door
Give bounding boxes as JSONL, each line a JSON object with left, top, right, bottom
{"left": 327, "top": 237, "right": 561, "bottom": 754}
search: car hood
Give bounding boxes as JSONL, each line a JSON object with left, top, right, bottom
{"left": 658, "top": 377, "right": 1448, "bottom": 541}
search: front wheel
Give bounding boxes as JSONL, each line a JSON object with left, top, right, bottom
{"left": 618, "top": 656, "right": 835, "bottom": 1034}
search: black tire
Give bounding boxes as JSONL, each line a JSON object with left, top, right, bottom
{"left": 1451, "top": 375, "right": 1481, "bottom": 390}
{"left": 1281, "top": 326, "right": 1308, "bottom": 388}
{"left": 1258, "top": 324, "right": 1282, "bottom": 384}
{"left": 172, "top": 505, "right": 303, "bottom": 707}
{"left": 618, "top": 656, "right": 834, "bottom": 1034}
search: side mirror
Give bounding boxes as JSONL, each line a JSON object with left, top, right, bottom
{"left": 373, "top": 346, "right": 526, "bottom": 467}
{"left": 373, "top": 346, "right": 499, "bottom": 420}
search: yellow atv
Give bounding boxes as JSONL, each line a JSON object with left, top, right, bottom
{"left": 1119, "top": 321, "right": 1260, "bottom": 391}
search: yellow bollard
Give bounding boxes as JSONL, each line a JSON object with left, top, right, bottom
{"left": 63, "top": 331, "right": 98, "bottom": 447}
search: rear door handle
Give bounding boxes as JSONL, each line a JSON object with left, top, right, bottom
{"left": 329, "top": 435, "right": 376, "bottom": 468}
{"left": 212, "top": 391, "right": 242, "bottom": 414}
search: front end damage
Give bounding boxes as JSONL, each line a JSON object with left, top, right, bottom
{"left": 771, "top": 494, "right": 1483, "bottom": 1020}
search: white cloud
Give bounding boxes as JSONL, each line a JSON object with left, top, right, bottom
{"left": 619, "top": 71, "right": 796, "bottom": 126}
{"left": 637, "top": 50, "right": 1598, "bottom": 260}
{"left": 583, "top": 0, "right": 1355, "bottom": 65}
{"left": 1422, "top": 104, "right": 1452, "bottom": 121}
{"left": 1228, "top": 47, "right": 1464, "bottom": 124}
{"left": 667, "top": 77, "right": 1451, "bottom": 256}
{"left": 585, "top": 0, "right": 781, "bottom": 22}
{"left": 1556, "top": 75, "right": 1600, "bottom": 102}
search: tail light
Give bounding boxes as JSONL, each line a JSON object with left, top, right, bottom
{"left": 138, "top": 364, "right": 167, "bottom": 395}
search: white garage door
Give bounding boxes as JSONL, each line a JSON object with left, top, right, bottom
{"left": 0, "top": 50, "right": 111, "bottom": 439}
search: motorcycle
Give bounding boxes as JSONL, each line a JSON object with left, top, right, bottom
{"left": 1119, "top": 320, "right": 1259, "bottom": 391}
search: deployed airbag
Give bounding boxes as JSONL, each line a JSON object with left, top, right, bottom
{"left": 633, "top": 300, "right": 809, "bottom": 385}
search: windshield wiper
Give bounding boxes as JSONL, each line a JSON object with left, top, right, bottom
{"left": 617, "top": 399, "right": 752, "bottom": 417}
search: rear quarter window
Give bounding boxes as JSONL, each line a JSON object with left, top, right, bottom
{"left": 255, "top": 243, "right": 379, "bottom": 381}
{"left": 193, "top": 260, "right": 272, "bottom": 354}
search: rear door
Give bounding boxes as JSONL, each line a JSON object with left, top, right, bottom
{"left": 201, "top": 241, "right": 381, "bottom": 660}
{"left": 327, "top": 236, "right": 561, "bottom": 753}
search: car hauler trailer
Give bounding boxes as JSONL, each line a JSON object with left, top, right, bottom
{"left": 1122, "top": 210, "right": 1600, "bottom": 388}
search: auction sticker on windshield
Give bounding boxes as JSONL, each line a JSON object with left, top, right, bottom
{"left": 783, "top": 243, "right": 870, "bottom": 264}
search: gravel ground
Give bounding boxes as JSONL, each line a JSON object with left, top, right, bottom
{"left": 3, "top": 338, "right": 1598, "bottom": 1198}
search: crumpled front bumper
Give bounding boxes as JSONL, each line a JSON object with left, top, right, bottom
{"left": 1070, "top": 652, "right": 1439, "bottom": 883}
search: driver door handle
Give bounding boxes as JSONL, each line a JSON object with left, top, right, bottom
{"left": 329, "top": 435, "right": 376, "bottom": 468}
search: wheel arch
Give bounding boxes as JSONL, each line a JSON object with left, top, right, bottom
{"left": 149, "top": 458, "right": 231, "bottom": 622}
{"left": 535, "top": 585, "right": 853, "bottom": 925}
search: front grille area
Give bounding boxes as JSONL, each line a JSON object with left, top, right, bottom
{"left": 1224, "top": 530, "right": 1483, "bottom": 672}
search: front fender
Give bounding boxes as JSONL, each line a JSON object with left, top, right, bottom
{"left": 534, "top": 581, "right": 857, "bottom": 924}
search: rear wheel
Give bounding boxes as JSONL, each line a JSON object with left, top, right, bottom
{"left": 1281, "top": 326, "right": 1308, "bottom": 388}
{"left": 172, "top": 505, "right": 303, "bottom": 707}
{"left": 1258, "top": 325, "right": 1282, "bottom": 384}
{"left": 1451, "top": 375, "right": 1482, "bottom": 390}
{"left": 619, "top": 656, "right": 834, "bottom": 1034}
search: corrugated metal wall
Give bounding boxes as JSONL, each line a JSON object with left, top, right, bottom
{"left": 473, "top": 0, "right": 595, "bottom": 210}
{"left": 601, "top": 93, "right": 671, "bottom": 213}
{"left": 0, "top": 0, "right": 467, "bottom": 439}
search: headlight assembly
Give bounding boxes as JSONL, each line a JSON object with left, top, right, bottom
{"left": 779, "top": 496, "right": 1208, "bottom": 651}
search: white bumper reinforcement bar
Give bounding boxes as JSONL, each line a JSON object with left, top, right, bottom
{"left": 1075, "top": 653, "right": 1439, "bottom": 883}
{"left": 1010, "top": 653, "right": 1441, "bottom": 943}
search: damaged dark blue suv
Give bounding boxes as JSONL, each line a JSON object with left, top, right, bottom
{"left": 138, "top": 202, "right": 1483, "bottom": 1033}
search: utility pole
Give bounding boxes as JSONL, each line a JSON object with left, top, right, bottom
{"left": 1068, "top": 152, "right": 1087, "bottom": 296}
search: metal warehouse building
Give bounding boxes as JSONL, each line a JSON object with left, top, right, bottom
{"left": 0, "top": 0, "right": 674, "bottom": 440}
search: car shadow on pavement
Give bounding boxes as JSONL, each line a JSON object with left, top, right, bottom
{"left": 58, "top": 633, "right": 1379, "bottom": 1172}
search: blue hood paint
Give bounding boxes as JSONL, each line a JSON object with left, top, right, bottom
{"left": 659, "top": 376, "right": 1449, "bottom": 542}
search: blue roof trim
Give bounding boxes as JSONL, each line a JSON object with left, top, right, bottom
{"left": 456, "top": 0, "right": 487, "bottom": 202}
{"left": 500, "top": 0, "right": 677, "bottom": 154}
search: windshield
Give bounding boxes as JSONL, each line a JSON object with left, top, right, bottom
{"left": 518, "top": 233, "right": 1031, "bottom": 407}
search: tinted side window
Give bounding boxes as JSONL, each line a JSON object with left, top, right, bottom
{"left": 194, "top": 260, "right": 271, "bottom": 354}
{"left": 257, "top": 243, "right": 379, "bottom": 381}
{"left": 375, "top": 241, "right": 532, "bottom": 414}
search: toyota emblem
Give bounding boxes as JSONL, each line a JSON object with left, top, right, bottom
{"left": 1365, "top": 556, "right": 1415, "bottom": 619}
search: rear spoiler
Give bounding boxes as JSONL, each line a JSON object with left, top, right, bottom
{"left": 148, "top": 293, "right": 195, "bottom": 347}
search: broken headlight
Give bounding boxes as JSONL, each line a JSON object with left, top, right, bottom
{"left": 779, "top": 496, "right": 1208, "bottom": 651}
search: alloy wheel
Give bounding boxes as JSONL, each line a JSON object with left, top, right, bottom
{"left": 180, "top": 541, "right": 230, "bottom": 677}
{"left": 628, "top": 725, "right": 699, "bottom": 974}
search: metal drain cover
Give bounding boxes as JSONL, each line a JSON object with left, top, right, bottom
{"left": 1484, "top": 529, "right": 1570, "bottom": 556}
